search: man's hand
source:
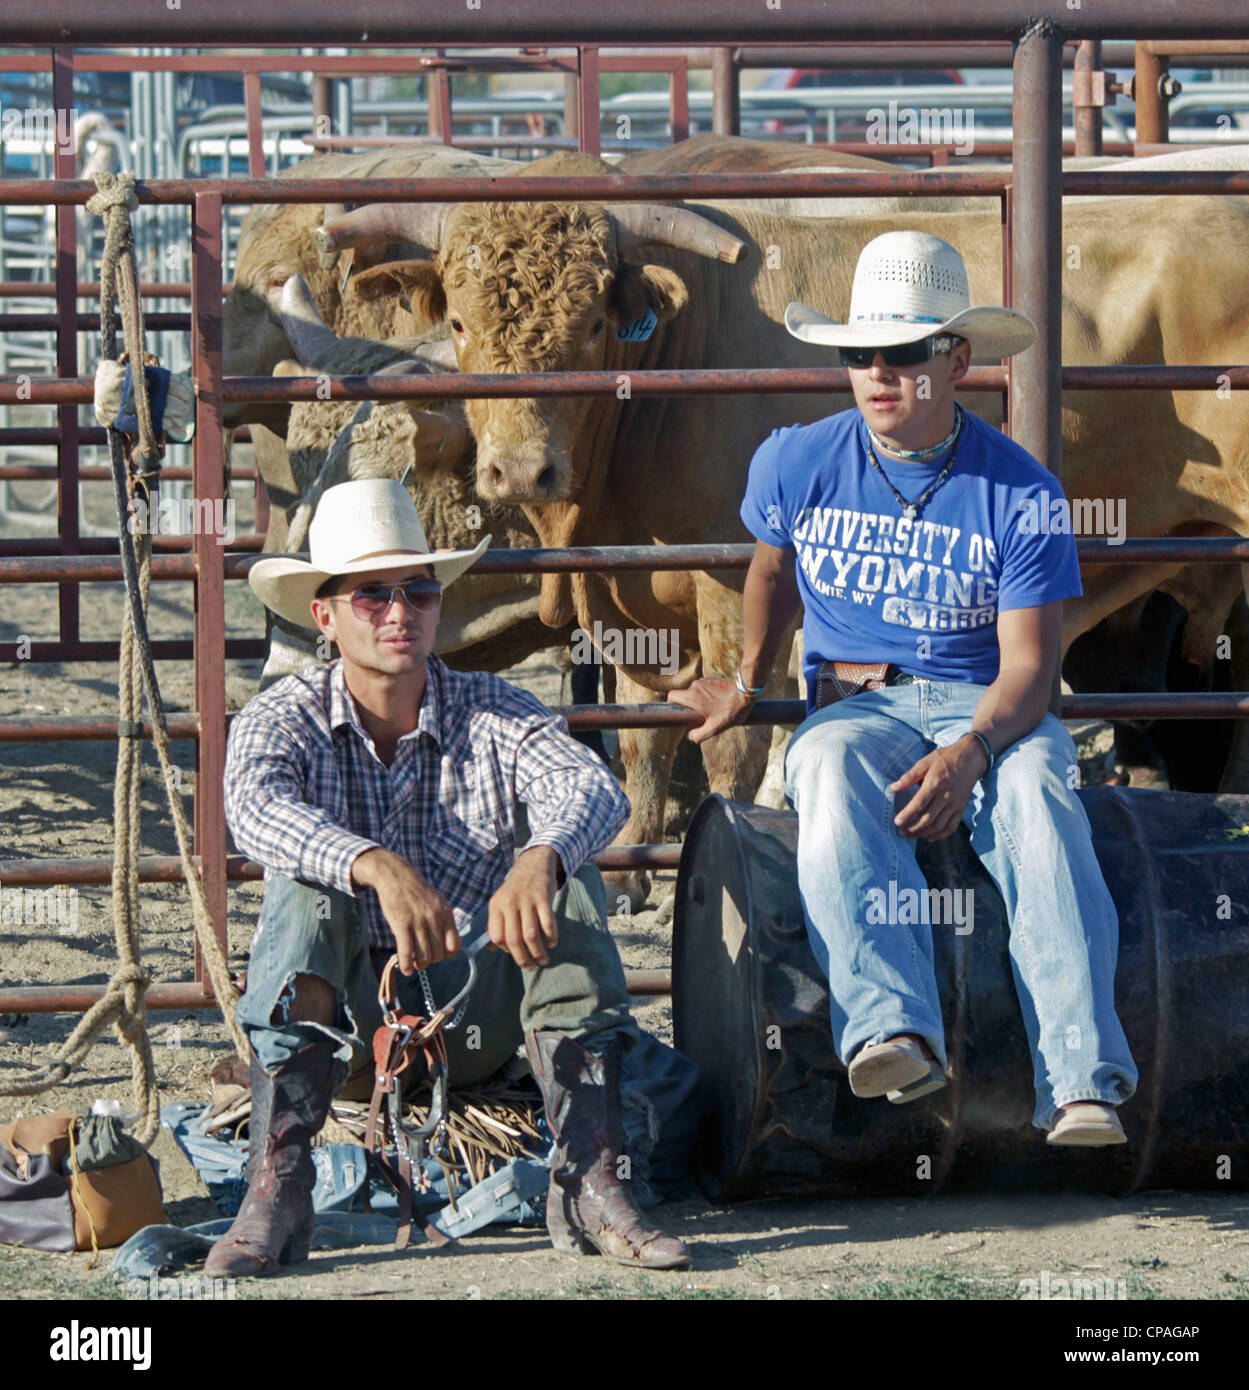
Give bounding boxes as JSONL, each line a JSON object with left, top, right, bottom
{"left": 487, "top": 845, "right": 561, "bottom": 970}
{"left": 667, "top": 677, "right": 756, "bottom": 746}
{"left": 351, "top": 847, "right": 460, "bottom": 974}
{"left": 890, "top": 735, "right": 990, "bottom": 840}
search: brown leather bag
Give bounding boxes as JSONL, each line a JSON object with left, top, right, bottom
{"left": 0, "top": 1111, "right": 167, "bottom": 1253}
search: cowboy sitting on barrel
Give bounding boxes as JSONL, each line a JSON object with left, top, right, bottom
{"left": 672, "top": 232, "right": 1138, "bottom": 1144}
{"left": 208, "top": 478, "right": 690, "bottom": 1276}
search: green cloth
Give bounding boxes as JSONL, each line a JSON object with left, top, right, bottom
{"left": 63, "top": 1113, "right": 146, "bottom": 1174}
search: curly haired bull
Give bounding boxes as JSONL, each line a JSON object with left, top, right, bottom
{"left": 318, "top": 137, "right": 1249, "bottom": 901}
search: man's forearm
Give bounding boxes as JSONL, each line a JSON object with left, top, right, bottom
{"left": 737, "top": 555, "right": 802, "bottom": 689}
{"left": 513, "top": 843, "right": 562, "bottom": 888}
{"left": 967, "top": 667, "right": 1056, "bottom": 762}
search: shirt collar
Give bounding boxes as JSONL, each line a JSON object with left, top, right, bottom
{"left": 328, "top": 657, "right": 444, "bottom": 750}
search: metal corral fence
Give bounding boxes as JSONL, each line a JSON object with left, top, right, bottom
{"left": 2, "top": 5, "right": 1249, "bottom": 1019}
{"left": 6, "top": 36, "right": 1249, "bottom": 536}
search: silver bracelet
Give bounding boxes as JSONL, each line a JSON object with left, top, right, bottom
{"left": 968, "top": 729, "right": 995, "bottom": 777}
{"left": 734, "top": 669, "right": 767, "bottom": 699}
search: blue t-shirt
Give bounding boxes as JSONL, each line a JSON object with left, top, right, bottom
{"left": 740, "top": 407, "right": 1082, "bottom": 706}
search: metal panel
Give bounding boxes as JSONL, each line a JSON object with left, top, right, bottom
{"left": 191, "top": 191, "right": 229, "bottom": 987}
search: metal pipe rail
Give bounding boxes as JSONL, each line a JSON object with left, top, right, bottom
{"left": 8, "top": 1, "right": 1249, "bottom": 44}
{"left": 6, "top": 168, "right": 1249, "bottom": 205}
{"left": 0, "top": 973, "right": 675, "bottom": 1014}
{"left": 4, "top": 538, "right": 1249, "bottom": 588}
{"left": 2, "top": 691, "right": 1248, "bottom": 749}
{"left": 0, "top": 39, "right": 1233, "bottom": 73}
{"left": 6, "top": 364, "right": 1249, "bottom": 410}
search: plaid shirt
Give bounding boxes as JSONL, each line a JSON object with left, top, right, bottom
{"left": 223, "top": 655, "right": 630, "bottom": 949}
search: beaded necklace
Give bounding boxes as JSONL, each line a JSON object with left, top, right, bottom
{"left": 866, "top": 405, "right": 964, "bottom": 521}
{"left": 867, "top": 403, "right": 963, "bottom": 462}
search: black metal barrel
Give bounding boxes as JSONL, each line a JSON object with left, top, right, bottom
{"left": 672, "top": 789, "right": 1249, "bottom": 1199}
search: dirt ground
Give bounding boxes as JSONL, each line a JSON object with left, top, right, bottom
{"left": 1, "top": 477, "right": 1246, "bottom": 1304}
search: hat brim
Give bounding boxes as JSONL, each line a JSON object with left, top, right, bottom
{"left": 248, "top": 536, "right": 492, "bottom": 631}
{"left": 784, "top": 300, "right": 1037, "bottom": 359}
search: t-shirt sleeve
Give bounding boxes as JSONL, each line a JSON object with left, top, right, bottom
{"left": 739, "top": 429, "right": 793, "bottom": 549}
{"left": 996, "top": 482, "right": 1085, "bottom": 611}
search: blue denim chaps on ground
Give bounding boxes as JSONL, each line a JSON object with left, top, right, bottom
{"left": 783, "top": 677, "right": 1139, "bottom": 1131}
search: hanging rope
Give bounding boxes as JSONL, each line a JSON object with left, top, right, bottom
{"left": 0, "top": 172, "right": 249, "bottom": 1139}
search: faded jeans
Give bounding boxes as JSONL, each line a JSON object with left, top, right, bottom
{"left": 783, "top": 678, "right": 1138, "bottom": 1130}
{"left": 236, "top": 862, "right": 639, "bottom": 1083}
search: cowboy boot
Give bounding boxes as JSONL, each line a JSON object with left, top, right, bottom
{"left": 526, "top": 1030, "right": 691, "bottom": 1270}
{"left": 205, "top": 1041, "right": 346, "bottom": 1277}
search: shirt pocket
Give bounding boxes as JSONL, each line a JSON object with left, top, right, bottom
{"left": 425, "top": 817, "right": 512, "bottom": 892}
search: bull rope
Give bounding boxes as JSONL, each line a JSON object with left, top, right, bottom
{"left": 0, "top": 172, "right": 248, "bottom": 1143}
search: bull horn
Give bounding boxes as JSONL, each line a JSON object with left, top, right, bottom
{"left": 317, "top": 203, "right": 352, "bottom": 268}
{"left": 277, "top": 274, "right": 340, "bottom": 367}
{"left": 314, "top": 202, "right": 450, "bottom": 257}
{"left": 374, "top": 357, "right": 434, "bottom": 378}
{"left": 386, "top": 335, "right": 458, "bottom": 373}
{"left": 604, "top": 204, "right": 746, "bottom": 264}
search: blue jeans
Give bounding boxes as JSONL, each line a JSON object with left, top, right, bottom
{"left": 783, "top": 678, "right": 1138, "bottom": 1130}
{"left": 236, "top": 864, "right": 639, "bottom": 1080}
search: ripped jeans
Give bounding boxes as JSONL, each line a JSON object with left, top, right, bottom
{"left": 783, "top": 678, "right": 1138, "bottom": 1131}
{"left": 235, "top": 862, "right": 638, "bottom": 1083}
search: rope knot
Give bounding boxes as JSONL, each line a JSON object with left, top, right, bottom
{"left": 86, "top": 170, "right": 139, "bottom": 217}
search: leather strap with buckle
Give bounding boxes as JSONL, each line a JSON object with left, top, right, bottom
{"left": 814, "top": 660, "right": 915, "bottom": 710}
{"left": 363, "top": 955, "right": 470, "bottom": 1252}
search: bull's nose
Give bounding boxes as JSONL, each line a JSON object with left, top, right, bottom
{"left": 488, "top": 462, "right": 557, "bottom": 499}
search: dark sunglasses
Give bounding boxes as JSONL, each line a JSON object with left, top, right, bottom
{"left": 329, "top": 578, "right": 443, "bottom": 620}
{"left": 839, "top": 335, "right": 958, "bottom": 369}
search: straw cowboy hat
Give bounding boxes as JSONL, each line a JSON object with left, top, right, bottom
{"left": 248, "top": 478, "right": 490, "bottom": 629}
{"left": 784, "top": 230, "right": 1037, "bottom": 359}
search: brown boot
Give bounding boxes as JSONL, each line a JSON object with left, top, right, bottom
{"left": 204, "top": 1042, "right": 345, "bottom": 1277}
{"left": 526, "top": 1030, "right": 691, "bottom": 1271}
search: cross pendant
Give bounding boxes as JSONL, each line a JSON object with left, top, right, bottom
{"left": 904, "top": 504, "right": 919, "bottom": 520}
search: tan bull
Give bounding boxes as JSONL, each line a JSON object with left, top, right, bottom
{"left": 251, "top": 274, "right": 561, "bottom": 688}
{"left": 314, "top": 137, "right": 1249, "bottom": 901}
{"left": 226, "top": 141, "right": 901, "bottom": 906}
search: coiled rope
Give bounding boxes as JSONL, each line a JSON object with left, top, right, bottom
{"left": 0, "top": 172, "right": 248, "bottom": 1142}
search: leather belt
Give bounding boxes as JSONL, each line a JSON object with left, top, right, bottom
{"left": 814, "top": 660, "right": 918, "bottom": 711}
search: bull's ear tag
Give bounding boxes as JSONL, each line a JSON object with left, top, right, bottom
{"left": 616, "top": 298, "right": 658, "bottom": 343}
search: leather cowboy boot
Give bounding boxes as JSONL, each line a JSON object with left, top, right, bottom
{"left": 205, "top": 1041, "right": 346, "bottom": 1277}
{"left": 526, "top": 1030, "right": 691, "bottom": 1270}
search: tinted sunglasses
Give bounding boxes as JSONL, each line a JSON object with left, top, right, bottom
{"left": 838, "top": 335, "right": 958, "bottom": 369}
{"left": 330, "top": 578, "right": 443, "bottom": 620}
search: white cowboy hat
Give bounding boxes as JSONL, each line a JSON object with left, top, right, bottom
{"left": 783, "top": 230, "right": 1037, "bottom": 359}
{"left": 248, "top": 478, "right": 490, "bottom": 629}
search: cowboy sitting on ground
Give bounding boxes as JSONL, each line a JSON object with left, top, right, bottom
{"left": 208, "top": 478, "right": 690, "bottom": 1276}
{"left": 671, "top": 231, "right": 1138, "bottom": 1145}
